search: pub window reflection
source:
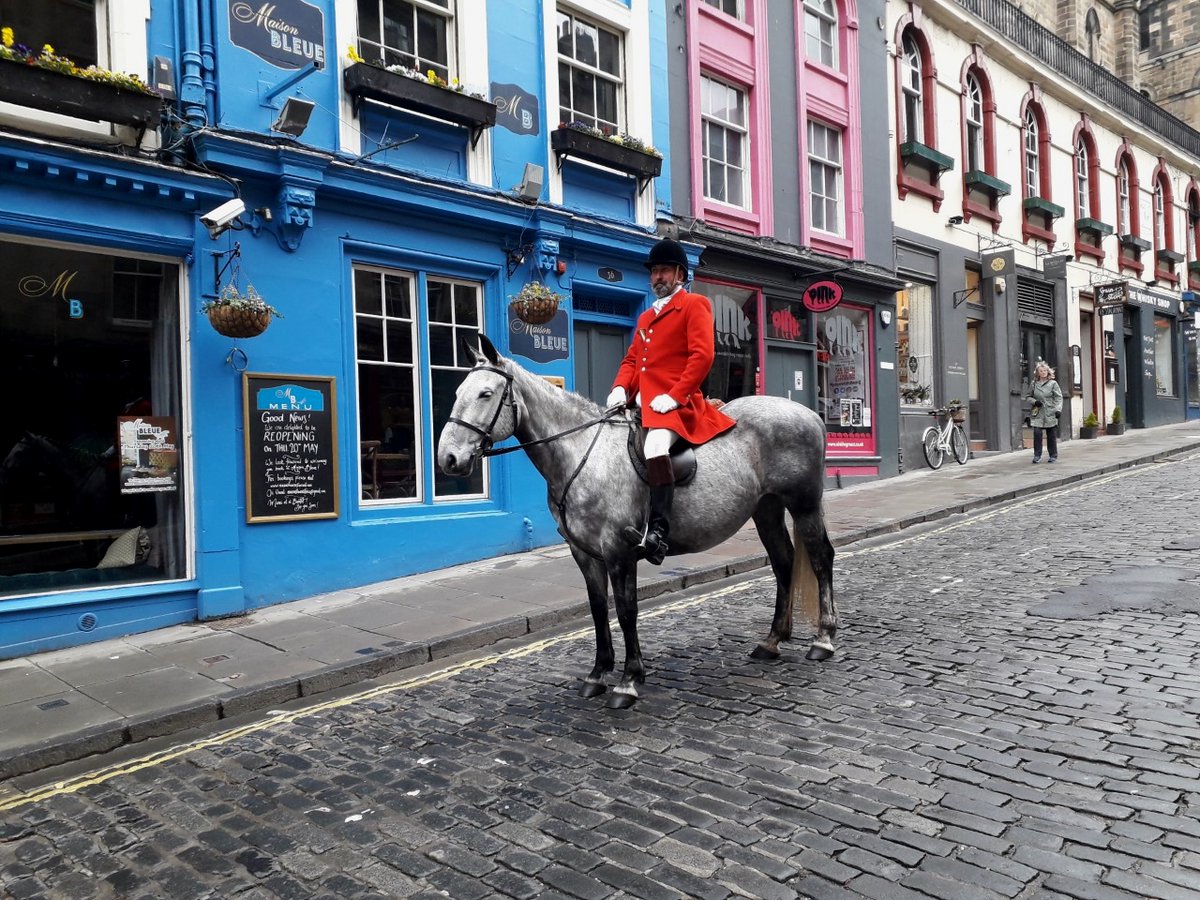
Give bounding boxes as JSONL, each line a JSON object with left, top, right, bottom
{"left": 692, "top": 281, "right": 758, "bottom": 402}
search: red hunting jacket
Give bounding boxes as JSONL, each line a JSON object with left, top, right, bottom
{"left": 613, "top": 289, "right": 736, "bottom": 445}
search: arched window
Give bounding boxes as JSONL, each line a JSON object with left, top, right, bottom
{"left": 1152, "top": 163, "right": 1180, "bottom": 283}
{"left": 965, "top": 73, "right": 983, "bottom": 173}
{"left": 1086, "top": 9, "right": 1101, "bottom": 61}
{"left": 1187, "top": 185, "right": 1200, "bottom": 288}
{"left": 1075, "top": 137, "right": 1090, "bottom": 218}
{"left": 901, "top": 33, "right": 923, "bottom": 144}
{"left": 1024, "top": 108, "right": 1040, "bottom": 199}
{"left": 804, "top": 0, "right": 838, "bottom": 68}
{"left": 1118, "top": 157, "right": 1132, "bottom": 234}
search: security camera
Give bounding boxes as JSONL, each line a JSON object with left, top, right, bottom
{"left": 201, "top": 198, "right": 246, "bottom": 238}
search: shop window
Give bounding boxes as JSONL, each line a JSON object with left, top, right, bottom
{"left": 0, "top": 239, "right": 186, "bottom": 594}
{"left": 1154, "top": 313, "right": 1175, "bottom": 396}
{"left": 557, "top": 8, "right": 623, "bottom": 134}
{"left": 692, "top": 281, "right": 757, "bottom": 402}
{"left": 807, "top": 120, "right": 843, "bottom": 237}
{"left": 816, "top": 305, "right": 871, "bottom": 432}
{"left": 701, "top": 75, "right": 749, "bottom": 209}
{"left": 356, "top": 0, "right": 456, "bottom": 82}
{"left": 897, "top": 282, "right": 934, "bottom": 407}
{"left": 353, "top": 266, "right": 483, "bottom": 504}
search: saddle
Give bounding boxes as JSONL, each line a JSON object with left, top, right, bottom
{"left": 626, "top": 416, "right": 697, "bottom": 486}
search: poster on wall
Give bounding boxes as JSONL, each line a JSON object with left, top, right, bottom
{"left": 117, "top": 416, "right": 179, "bottom": 494}
{"left": 242, "top": 373, "right": 339, "bottom": 522}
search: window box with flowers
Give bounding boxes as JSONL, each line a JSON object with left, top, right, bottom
{"left": 0, "top": 28, "right": 162, "bottom": 128}
{"left": 551, "top": 123, "right": 663, "bottom": 185}
{"left": 343, "top": 58, "right": 495, "bottom": 144}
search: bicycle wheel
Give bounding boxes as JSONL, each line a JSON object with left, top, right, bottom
{"left": 951, "top": 424, "right": 969, "bottom": 464}
{"left": 921, "top": 426, "right": 944, "bottom": 469}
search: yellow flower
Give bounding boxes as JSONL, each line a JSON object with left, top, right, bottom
{"left": 2, "top": 27, "right": 13, "bottom": 48}
{"left": 347, "top": 43, "right": 364, "bottom": 63}
{"left": 42, "top": 43, "right": 54, "bottom": 56}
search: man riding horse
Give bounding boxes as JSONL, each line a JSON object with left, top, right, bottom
{"left": 606, "top": 238, "right": 736, "bottom": 565}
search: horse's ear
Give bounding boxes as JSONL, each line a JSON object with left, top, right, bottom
{"left": 477, "top": 332, "right": 500, "bottom": 365}
{"left": 459, "top": 334, "right": 483, "bottom": 367}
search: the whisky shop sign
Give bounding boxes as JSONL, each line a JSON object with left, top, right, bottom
{"left": 229, "top": 0, "right": 326, "bottom": 70}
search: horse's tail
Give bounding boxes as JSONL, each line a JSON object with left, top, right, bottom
{"left": 790, "top": 515, "right": 821, "bottom": 632}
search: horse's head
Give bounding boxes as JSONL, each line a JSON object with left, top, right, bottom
{"left": 437, "top": 333, "right": 519, "bottom": 476}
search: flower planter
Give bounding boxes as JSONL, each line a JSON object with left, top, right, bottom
{"left": 0, "top": 58, "right": 162, "bottom": 128}
{"left": 550, "top": 127, "right": 662, "bottom": 181}
{"left": 1079, "top": 425, "right": 1099, "bottom": 439}
{"left": 343, "top": 62, "right": 495, "bottom": 139}
{"left": 1106, "top": 423, "right": 1126, "bottom": 435}
{"left": 206, "top": 305, "right": 273, "bottom": 339}
{"left": 509, "top": 292, "right": 561, "bottom": 325}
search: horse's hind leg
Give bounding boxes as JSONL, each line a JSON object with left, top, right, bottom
{"left": 795, "top": 511, "right": 837, "bottom": 661}
{"left": 749, "top": 495, "right": 795, "bottom": 660}
{"left": 570, "top": 545, "right": 614, "bottom": 698}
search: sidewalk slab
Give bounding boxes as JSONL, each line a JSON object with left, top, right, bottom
{"left": 1, "top": 421, "right": 1198, "bottom": 781}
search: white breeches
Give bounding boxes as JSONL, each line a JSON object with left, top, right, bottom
{"left": 644, "top": 427, "right": 680, "bottom": 459}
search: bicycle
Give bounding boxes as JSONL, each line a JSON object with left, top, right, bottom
{"left": 921, "top": 405, "right": 969, "bottom": 469}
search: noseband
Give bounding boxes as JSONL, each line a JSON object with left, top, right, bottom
{"left": 447, "top": 365, "right": 518, "bottom": 458}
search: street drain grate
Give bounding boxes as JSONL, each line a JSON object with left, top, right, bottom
{"left": 37, "top": 699, "right": 69, "bottom": 711}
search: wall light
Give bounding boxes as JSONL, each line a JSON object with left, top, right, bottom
{"left": 879, "top": 308, "right": 893, "bottom": 328}
{"left": 270, "top": 97, "right": 315, "bottom": 137}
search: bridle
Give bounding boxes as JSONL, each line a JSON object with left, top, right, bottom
{"left": 446, "top": 365, "right": 518, "bottom": 459}
{"left": 447, "top": 363, "right": 625, "bottom": 459}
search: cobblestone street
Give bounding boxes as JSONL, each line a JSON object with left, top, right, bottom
{"left": 4, "top": 453, "right": 1200, "bottom": 899}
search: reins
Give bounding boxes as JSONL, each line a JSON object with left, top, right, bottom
{"left": 449, "top": 364, "right": 629, "bottom": 559}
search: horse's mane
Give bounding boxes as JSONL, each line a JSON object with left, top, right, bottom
{"left": 500, "top": 355, "right": 604, "bottom": 418}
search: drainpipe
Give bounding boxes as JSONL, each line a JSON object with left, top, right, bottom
{"left": 178, "top": 0, "right": 206, "bottom": 127}
{"left": 198, "top": 0, "right": 216, "bottom": 123}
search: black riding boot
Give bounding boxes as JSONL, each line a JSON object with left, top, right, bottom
{"left": 623, "top": 456, "right": 674, "bottom": 565}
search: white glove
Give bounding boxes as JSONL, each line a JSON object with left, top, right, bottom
{"left": 605, "top": 386, "right": 627, "bottom": 409}
{"left": 650, "top": 394, "right": 679, "bottom": 414}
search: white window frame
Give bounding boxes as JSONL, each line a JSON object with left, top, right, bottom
{"left": 556, "top": 8, "right": 624, "bottom": 134}
{"left": 804, "top": 0, "right": 838, "bottom": 68}
{"left": 0, "top": 0, "right": 152, "bottom": 142}
{"left": 1155, "top": 180, "right": 1167, "bottom": 249}
{"left": 807, "top": 120, "right": 843, "bottom": 236}
{"left": 355, "top": 0, "right": 456, "bottom": 80}
{"left": 1118, "top": 159, "right": 1132, "bottom": 234}
{"left": 336, "top": 0, "right": 491, "bottom": 184}
{"left": 544, "top": 2, "right": 653, "bottom": 225}
{"left": 1075, "top": 138, "right": 1090, "bottom": 218}
{"left": 701, "top": 0, "right": 744, "bottom": 20}
{"left": 965, "top": 73, "right": 983, "bottom": 173}
{"left": 901, "top": 33, "right": 923, "bottom": 144}
{"left": 1024, "top": 109, "right": 1040, "bottom": 198}
{"left": 701, "top": 74, "right": 749, "bottom": 209}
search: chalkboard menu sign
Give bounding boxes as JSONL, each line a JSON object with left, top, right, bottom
{"left": 242, "top": 373, "right": 339, "bottom": 523}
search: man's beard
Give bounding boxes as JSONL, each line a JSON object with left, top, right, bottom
{"left": 652, "top": 281, "right": 676, "bottom": 299}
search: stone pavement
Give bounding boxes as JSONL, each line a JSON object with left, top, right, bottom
{"left": 3, "top": 422, "right": 1199, "bottom": 781}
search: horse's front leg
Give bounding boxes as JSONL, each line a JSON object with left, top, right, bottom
{"left": 606, "top": 554, "right": 644, "bottom": 709}
{"left": 570, "top": 545, "right": 614, "bottom": 698}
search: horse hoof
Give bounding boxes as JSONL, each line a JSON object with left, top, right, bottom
{"left": 579, "top": 680, "right": 607, "bottom": 699}
{"left": 750, "top": 645, "right": 780, "bottom": 660}
{"left": 606, "top": 691, "right": 637, "bottom": 710}
{"left": 806, "top": 645, "right": 834, "bottom": 661}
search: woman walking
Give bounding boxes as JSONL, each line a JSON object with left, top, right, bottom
{"left": 1028, "top": 362, "right": 1063, "bottom": 463}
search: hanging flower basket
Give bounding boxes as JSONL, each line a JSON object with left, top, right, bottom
{"left": 509, "top": 282, "right": 563, "bottom": 325}
{"left": 202, "top": 284, "right": 281, "bottom": 339}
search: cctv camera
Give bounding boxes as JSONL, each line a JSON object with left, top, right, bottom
{"left": 201, "top": 198, "right": 246, "bottom": 238}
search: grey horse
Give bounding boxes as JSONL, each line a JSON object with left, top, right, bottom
{"left": 437, "top": 334, "right": 836, "bottom": 709}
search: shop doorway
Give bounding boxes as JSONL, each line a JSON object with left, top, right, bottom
{"left": 573, "top": 321, "right": 630, "bottom": 405}
{"left": 0, "top": 240, "right": 186, "bottom": 593}
{"left": 763, "top": 341, "right": 816, "bottom": 409}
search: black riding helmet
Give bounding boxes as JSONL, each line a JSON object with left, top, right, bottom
{"left": 644, "top": 237, "right": 690, "bottom": 278}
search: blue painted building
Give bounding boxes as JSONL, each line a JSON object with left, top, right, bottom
{"left": 0, "top": 0, "right": 672, "bottom": 657}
